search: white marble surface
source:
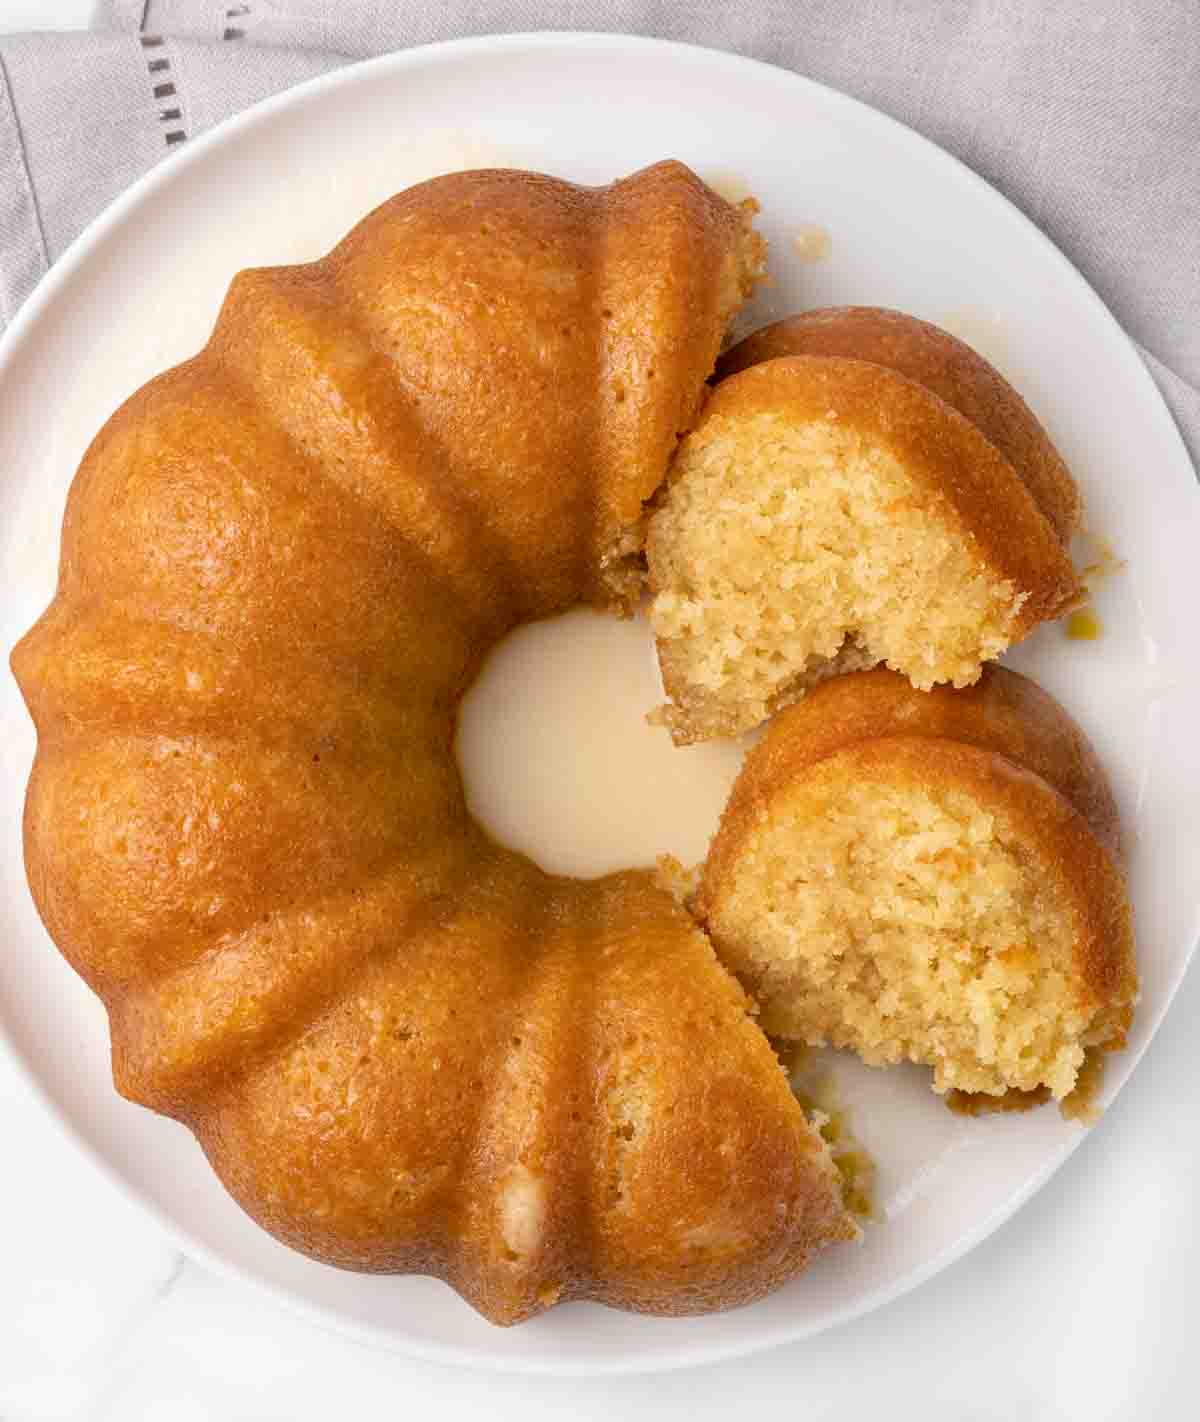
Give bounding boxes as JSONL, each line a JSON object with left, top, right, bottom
{"left": 3, "top": 4, "right": 1199, "bottom": 1418}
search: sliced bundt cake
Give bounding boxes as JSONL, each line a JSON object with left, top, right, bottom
{"left": 11, "top": 162, "right": 858, "bottom": 1326}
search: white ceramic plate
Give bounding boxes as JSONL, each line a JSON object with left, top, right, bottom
{"left": 2, "top": 33, "right": 1198, "bottom": 1377}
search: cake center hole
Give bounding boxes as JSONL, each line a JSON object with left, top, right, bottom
{"left": 456, "top": 610, "right": 751, "bottom": 879}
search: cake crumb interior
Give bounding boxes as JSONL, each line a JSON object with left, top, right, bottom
{"left": 649, "top": 414, "right": 1022, "bottom": 738}
{"left": 712, "top": 775, "right": 1096, "bottom": 1098}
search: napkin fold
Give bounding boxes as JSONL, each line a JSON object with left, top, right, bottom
{"left": 1, "top": 1, "right": 1196, "bottom": 469}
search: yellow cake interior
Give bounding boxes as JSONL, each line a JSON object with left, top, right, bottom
{"left": 649, "top": 414, "right": 1023, "bottom": 739}
{"left": 709, "top": 773, "right": 1097, "bottom": 1098}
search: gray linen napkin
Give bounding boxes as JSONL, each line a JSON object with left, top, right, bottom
{"left": 1, "top": 1, "right": 1197, "bottom": 469}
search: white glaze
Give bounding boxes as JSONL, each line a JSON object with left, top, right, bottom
{"left": 936, "top": 307, "right": 1011, "bottom": 372}
{"left": 792, "top": 224, "right": 832, "bottom": 263}
{"left": 457, "top": 610, "right": 750, "bottom": 878}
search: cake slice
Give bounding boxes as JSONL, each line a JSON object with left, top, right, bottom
{"left": 696, "top": 668, "right": 1137, "bottom": 1100}
{"left": 646, "top": 339, "right": 1081, "bottom": 744}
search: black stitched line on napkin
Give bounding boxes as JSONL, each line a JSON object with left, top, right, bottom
{"left": 224, "top": 4, "right": 252, "bottom": 42}
{"left": 139, "top": 34, "right": 186, "bottom": 148}
{"left": 138, "top": 8, "right": 252, "bottom": 152}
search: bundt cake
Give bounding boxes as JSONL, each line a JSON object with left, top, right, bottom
{"left": 11, "top": 161, "right": 858, "bottom": 1326}
{"left": 697, "top": 667, "right": 1137, "bottom": 1100}
{"left": 646, "top": 321, "right": 1083, "bottom": 744}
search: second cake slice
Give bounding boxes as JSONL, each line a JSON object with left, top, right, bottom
{"left": 695, "top": 667, "right": 1136, "bottom": 1101}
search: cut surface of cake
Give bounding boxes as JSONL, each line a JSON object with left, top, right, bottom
{"left": 647, "top": 343, "right": 1081, "bottom": 744}
{"left": 697, "top": 668, "right": 1136, "bottom": 1100}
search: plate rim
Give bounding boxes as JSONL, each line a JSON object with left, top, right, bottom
{"left": 1, "top": 28, "right": 1196, "bottom": 1378}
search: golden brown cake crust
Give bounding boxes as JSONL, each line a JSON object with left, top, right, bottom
{"left": 195, "top": 872, "right": 854, "bottom": 1322}
{"left": 706, "top": 666, "right": 1122, "bottom": 862}
{"left": 715, "top": 307, "right": 1080, "bottom": 544}
{"left": 694, "top": 356, "right": 1081, "bottom": 636}
{"left": 11, "top": 161, "right": 850, "bottom": 1327}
